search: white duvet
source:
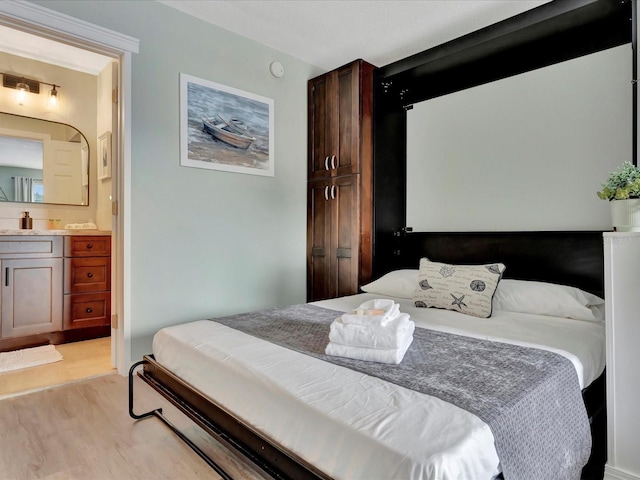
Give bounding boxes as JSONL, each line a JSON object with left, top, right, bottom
{"left": 152, "top": 293, "right": 605, "bottom": 480}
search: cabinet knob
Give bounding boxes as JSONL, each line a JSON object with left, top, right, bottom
{"left": 331, "top": 155, "right": 337, "bottom": 170}
{"left": 86, "top": 307, "right": 93, "bottom": 313}
{"left": 87, "top": 273, "right": 94, "bottom": 278}
{"left": 324, "top": 156, "right": 330, "bottom": 170}
{"left": 86, "top": 244, "right": 93, "bottom": 249}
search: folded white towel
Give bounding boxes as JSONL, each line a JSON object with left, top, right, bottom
{"left": 341, "top": 299, "right": 400, "bottom": 327}
{"left": 329, "top": 313, "right": 415, "bottom": 349}
{"left": 325, "top": 334, "right": 413, "bottom": 364}
{"left": 64, "top": 222, "right": 97, "bottom": 230}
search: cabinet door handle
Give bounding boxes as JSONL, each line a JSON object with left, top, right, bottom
{"left": 87, "top": 273, "right": 94, "bottom": 278}
{"left": 330, "top": 185, "right": 336, "bottom": 199}
{"left": 324, "top": 156, "right": 330, "bottom": 170}
{"left": 86, "top": 307, "right": 93, "bottom": 313}
{"left": 331, "top": 155, "right": 337, "bottom": 170}
{"left": 86, "top": 244, "right": 93, "bottom": 249}
{"left": 324, "top": 186, "right": 329, "bottom": 200}
{"left": 4, "top": 267, "right": 8, "bottom": 287}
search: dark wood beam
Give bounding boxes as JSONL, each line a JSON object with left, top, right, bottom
{"left": 377, "top": 0, "right": 631, "bottom": 107}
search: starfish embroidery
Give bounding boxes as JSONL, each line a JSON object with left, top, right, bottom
{"left": 450, "top": 293, "right": 467, "bottom": 310}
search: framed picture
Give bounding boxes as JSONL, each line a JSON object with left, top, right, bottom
{"left": 98, "top": 131, "right": 111, "bottom": 180}
{"left": 180, "top": 73, "right": 274, "bottom": 177}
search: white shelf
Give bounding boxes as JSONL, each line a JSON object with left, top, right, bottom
{"left": 604, "top": 233, "right": 640, "bottom": 480}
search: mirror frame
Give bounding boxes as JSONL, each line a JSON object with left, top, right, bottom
{"left": 0, "top": 111, "right": 90, "bottom": 206}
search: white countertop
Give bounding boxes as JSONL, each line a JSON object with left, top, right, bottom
{"left": 0, "top": 229, "right": 111, "bottom": 236}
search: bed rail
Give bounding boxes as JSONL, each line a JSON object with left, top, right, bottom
{"left": 128, "top": 359, "right": 233, "bottom": 480}
{"left": 129, "top": 355, "right": 332, "bottom": 480}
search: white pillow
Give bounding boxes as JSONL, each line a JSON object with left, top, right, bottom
{"left": 360, "top": 269, "right": 419, "bottom": 299}
{"left": 412, "top": 259, "right": 505, "bottom": 318}
{"left": 493, "top": 279, "right": 604, "bottom": 322}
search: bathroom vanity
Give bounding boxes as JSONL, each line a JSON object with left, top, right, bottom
{"left": 0, "top": 231, "right": 111, "bottom": 352}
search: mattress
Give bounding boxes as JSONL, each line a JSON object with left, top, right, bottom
{"left": 152, "top": 293, "right": 605, "bottom": 480}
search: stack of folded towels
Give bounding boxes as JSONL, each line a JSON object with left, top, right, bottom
{"left": 325, "top": 299, "right": 415, "bottom": 364}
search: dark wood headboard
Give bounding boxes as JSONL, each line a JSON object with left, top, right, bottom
{"left": 392, "top": 231, "right": 605, "bottom": 298}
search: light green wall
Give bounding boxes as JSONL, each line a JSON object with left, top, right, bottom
{"left": 33, "top": 1, "right": 323, "bottom": 360}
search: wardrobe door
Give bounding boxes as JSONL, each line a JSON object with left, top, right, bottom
{"left": 308, "top": 74, "right": 335, "bottom": 180}
{"left": 307, "top": 179, "right": 333, "bottom": 301}
{"left": 331, "top": 175, "right": 360, "bottom": 298}
{"left": 334, "top": 62, "right": 361, "bottom": 177}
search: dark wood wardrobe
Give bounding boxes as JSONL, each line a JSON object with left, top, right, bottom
{"left": 306, "top": 59, "right": 375, "bottom": 301}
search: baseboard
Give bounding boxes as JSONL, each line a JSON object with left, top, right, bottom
{"left": 605, "top": 465, "right": 640, "bottom": 480}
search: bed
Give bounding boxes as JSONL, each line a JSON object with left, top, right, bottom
{"left": 129, "top": 231, "right": 606, "bottom": 480}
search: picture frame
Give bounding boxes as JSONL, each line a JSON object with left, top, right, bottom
{"left": 98, "top": 131, "right": 111, "bottom": 180}
{"left": 180, "top": 73, "right": 274, "bottom": 177}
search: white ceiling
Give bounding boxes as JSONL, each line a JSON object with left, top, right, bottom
{"left": 0, "top": 2, "right": 551, "bottom": 75}
{"left": 158, "top": 0, "right": 551, "bottom": 70}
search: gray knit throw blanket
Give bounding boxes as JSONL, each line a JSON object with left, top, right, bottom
{"left": 213, "top": 304, "right": 591, "bottom": 480}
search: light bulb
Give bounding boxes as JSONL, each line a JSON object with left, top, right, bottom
{"left": 15, "top": 81, "right": 29, "bottom": 105}
{"left": 49, "top": 86, "right": 58, "bottom": 107}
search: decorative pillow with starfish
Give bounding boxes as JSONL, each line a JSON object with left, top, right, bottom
{"left": 412, "top": 258, "right": 505, "bottom": 318}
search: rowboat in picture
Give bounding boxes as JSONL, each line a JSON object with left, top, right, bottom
{"left": 202, "top": 115, "right": 255, "bottom": 149}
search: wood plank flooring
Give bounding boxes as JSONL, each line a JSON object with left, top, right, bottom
{"left": 0, "top": 374, "right": 269, "bottom": 479}
{"left": 0, "top": 337, "right": 115, "bottom": 399}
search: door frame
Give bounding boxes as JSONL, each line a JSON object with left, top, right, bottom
{"left": 0, "top": 1, "right": 139, "bottom": 375}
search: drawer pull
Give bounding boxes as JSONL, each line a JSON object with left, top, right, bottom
{"left": 86, "top": 307, "right": 93, "bottom": 313}
{"left": 4, "top": 267, "right": 8, "bottom": 287}
{"left": 87, "top": 273, "right": 94, "bottom": 278}
{"left": 86, "top": 244, "right": 93, "bottom": 249}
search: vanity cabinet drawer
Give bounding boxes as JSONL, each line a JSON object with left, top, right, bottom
{"left": 63, "top": 235, "right": 111, "bottom": 331}
{"left": 0, "top": 236, "right": 62, "bottom": 258}
{"left": 63, "top": 292, "right": 111, "bottom": 330}
{"left": 64, "top": 257, "right": 110, "bottom": 294}
{"left": 64, "top": 236, "right": 110, "bottom": 257}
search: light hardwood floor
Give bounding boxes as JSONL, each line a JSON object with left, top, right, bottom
{"left": 0, "top": 337, "right": 115, "bottom": 399}
{"left": 0, "top": 374, "right": 268, "bottom": 479}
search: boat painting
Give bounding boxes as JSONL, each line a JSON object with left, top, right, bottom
{"left": 202, "top": 115, "right": 256, "bottom": 150}
{"left": 180, "top": 73, "right": 274, "bottom": 177}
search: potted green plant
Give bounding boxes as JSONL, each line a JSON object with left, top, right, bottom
{"left": 597, "top": 161, "right": 640, "bottom": 232}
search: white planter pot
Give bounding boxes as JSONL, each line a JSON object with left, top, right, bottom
{"left": 611, "top": 198, "right": 640, "bottom": 232}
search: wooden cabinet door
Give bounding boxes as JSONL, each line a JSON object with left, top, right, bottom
{"left": 308, "top": 74, "right": 335, "bottom": 180}
{"left": 307, "top": 176, "right": 360, "bottom": 301}
{"left": 333, "top": 62, "right": 361, "bottom": 177}
{"left": 1, "top": 258, "right": 62, "bottom": 338}
{"left": 308, "top": 60, "right": 368, "bottom": 180}
{"left": 307, "top": 179, "right": 333, "bottom": 301}
{"left": 331, "top": 175, "right": 360, "bottom": 297}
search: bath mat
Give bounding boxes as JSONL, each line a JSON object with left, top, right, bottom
{"left": 0, "top": 345, "right": 63, "bottom": 373}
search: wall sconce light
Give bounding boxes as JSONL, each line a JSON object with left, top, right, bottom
{"left": 15, "top": 80, "right": 30, "bottom": 105}
{"left": 48, "top": 85, "right": 59, "bottom": 107}
{"left": 1, "top": 73, "right": 60, "bottom": 107}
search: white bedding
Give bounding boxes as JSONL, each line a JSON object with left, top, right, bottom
{"left": 152, "top": 293, "right": 605, "bottom": 480}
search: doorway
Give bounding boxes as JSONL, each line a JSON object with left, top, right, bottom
{"left": 0, "top": 3, "right": 138, "bottom": 391}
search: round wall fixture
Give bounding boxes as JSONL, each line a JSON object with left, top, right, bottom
{"left": 269, "top": 61, "right": 284, "bottom": 78}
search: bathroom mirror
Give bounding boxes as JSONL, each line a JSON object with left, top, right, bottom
{"left": 0, "top": 112, "right": 89, "bottom": 205}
